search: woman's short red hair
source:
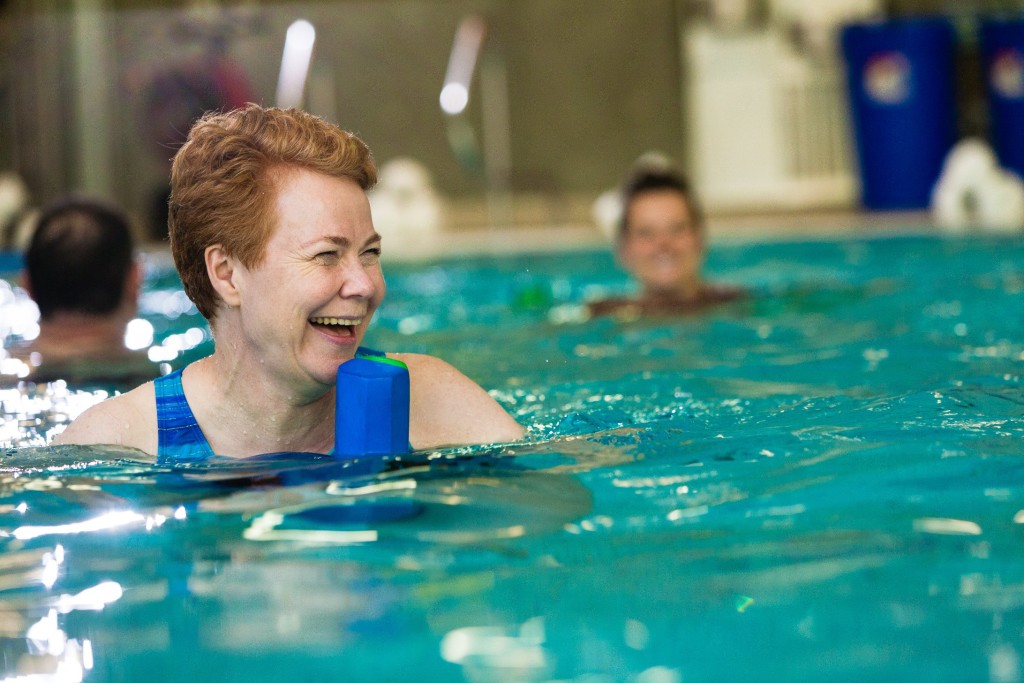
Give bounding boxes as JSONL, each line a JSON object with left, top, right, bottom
{"left": 168, "top": 104, "right": 377, "bottom": 321}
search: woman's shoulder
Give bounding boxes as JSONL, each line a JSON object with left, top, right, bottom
{"left": 586, "top": 296, "right": 640, "bottom": 319}
{"left": 388, "top": 352, "right": 469, "bottom": 387}
{"left": 52, "top": 381, "right": 158, "bottom": 452}
{"left": 589, "top": 283, "right": 747, "bottom": 319}
{"left": 388, "top": 351, "right": 452, "bottom": 372}
{"left": 386, "top": 352, "right": 525, "bottom": 447}
{"left": 703, "top": 282, "right": 746, "bottom": 303}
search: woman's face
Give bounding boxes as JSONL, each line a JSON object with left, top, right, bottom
{"left": 230, "top": 168, "right": 385, "bottom": 393}
{"left": 618, "top": 189, "right": 704, "bottom": 297}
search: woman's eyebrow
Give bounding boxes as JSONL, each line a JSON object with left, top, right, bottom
{"left": 298, "top": 236, "right": 350, "bottom": 249}
{"left": 299, "top": 233, "right": 382, "bottom": 249}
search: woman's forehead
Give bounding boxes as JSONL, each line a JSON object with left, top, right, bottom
{"left": 269, "top": 169, "right": 372, "bottom": 239}
{"left": 627, "top": 190, "right": 693, "bottom": 223}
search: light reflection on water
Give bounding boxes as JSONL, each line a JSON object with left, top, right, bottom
{"left": 0, "top": 236, "right": 1023, "bottom": 680}
{"left": 0, "top": 445, "right": 602, "bottom": 680}
{"left": 0, "top": 542, "right": 117, "bottom": 682}
{"left": 0, "top": 279, "right": 39, "bottom": 344}
{"left": 0, "top": 382, "right": 108, "bottom": 447}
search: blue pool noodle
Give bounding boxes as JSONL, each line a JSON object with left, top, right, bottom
{"left": 335, "top": 356, "right": 411, "bottom": 458}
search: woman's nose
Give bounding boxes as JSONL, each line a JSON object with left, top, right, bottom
{"left": 654, "top": 232, "right": 676, "bottom": 251}
{"left": 339, "top": 260, "right": 377, "bottom": 299}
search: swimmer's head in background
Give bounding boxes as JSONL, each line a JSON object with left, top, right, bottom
{"left": 168, "top": 104, "right": 378, "bottom": 322}
{"left": 617, "top": 159, "right": 704, "bottom": 244}
{"left": 24, "top": 196, "right": 136, "bottom": 321}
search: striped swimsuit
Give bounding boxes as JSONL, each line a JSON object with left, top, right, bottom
{"left": 154, "top": 368, "right": 216, "bottom": 465}
{"left": 155, "top": 348, "right": 387, "bottom": 465}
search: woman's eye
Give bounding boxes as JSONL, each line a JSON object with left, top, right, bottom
{"left": 314, "top": 251, "right": 339, "bottom": 263}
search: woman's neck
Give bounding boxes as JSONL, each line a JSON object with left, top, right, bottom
{"left": 187, "top": 353, "right": 337, "bottom": 457}
{"left": 641, "top": 278, "right": 705, "bottom": 303}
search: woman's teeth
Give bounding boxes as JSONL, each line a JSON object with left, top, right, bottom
{"left": 310, "top": 317, "right": 362, "bottom": 326}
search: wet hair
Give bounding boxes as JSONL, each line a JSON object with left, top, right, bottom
{"left": 618, "top": 165, "right": 704, "bottom": 241}
{"left": 24, "top": 196, "right": 135, "bottom": 320}
{"left": 168, "top": 104, "right": 378, "bottom": 321}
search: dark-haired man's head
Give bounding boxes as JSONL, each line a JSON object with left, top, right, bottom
{"left": 23, "top": 197, "right": 138, "bottom": 321}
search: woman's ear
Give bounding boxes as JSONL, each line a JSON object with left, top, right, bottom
{"left": 205, "top": 244, "right": 242, "bottom": 308}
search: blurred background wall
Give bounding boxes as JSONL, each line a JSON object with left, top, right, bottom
{"left": 0, "top": 0, "right": 1021, "bottom": 243}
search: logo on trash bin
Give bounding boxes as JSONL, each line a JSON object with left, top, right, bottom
{"left": 863, "top": 51, "right": 911, "bottom": 104}
{"left": 990, "top": 48, "right": 1024, "bottom": 100}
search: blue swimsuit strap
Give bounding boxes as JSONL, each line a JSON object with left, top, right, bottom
{"left": 154, "top": 368, "right": 215, "bottom": 465}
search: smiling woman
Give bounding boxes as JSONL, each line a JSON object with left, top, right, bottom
{"left": 54, "top": 104, "right": 524, "bottom": 459}
{"left": 587, "top": 158, "right": 745, "bottom": 318}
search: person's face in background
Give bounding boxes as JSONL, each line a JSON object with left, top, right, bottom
{"left": 618, "top": 189, "right": 704, "bottom": 298}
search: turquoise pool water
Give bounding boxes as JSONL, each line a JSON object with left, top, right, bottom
{"left": 0, "top": 233, "right": 1023, "bottom": 681}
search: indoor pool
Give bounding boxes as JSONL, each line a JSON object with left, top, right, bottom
{"left": 0, "top": 232, "right": 1023, "bottom": 682}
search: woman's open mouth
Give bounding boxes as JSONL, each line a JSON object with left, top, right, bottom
{"left": 309, "top": 316, "right": 362, "bottom": 339}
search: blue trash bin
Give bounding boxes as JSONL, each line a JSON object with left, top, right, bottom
{"left": 840, "top": 18, "right": 957, "bottom": 210}
{"left": 980, "top": 18, "right": 1024, "bottom": 180}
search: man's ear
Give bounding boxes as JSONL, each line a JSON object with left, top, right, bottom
{"left": 123, "top": 262, "right": 142, "bottom": 301}
{"left": 18, "top": 271, "right": 33, "bottom": 299}
{"left": 122, "top": 260, "right": 142, "bottom": 312}
{"left": 205, "top": 244, "right": 242, "bottom": 308}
